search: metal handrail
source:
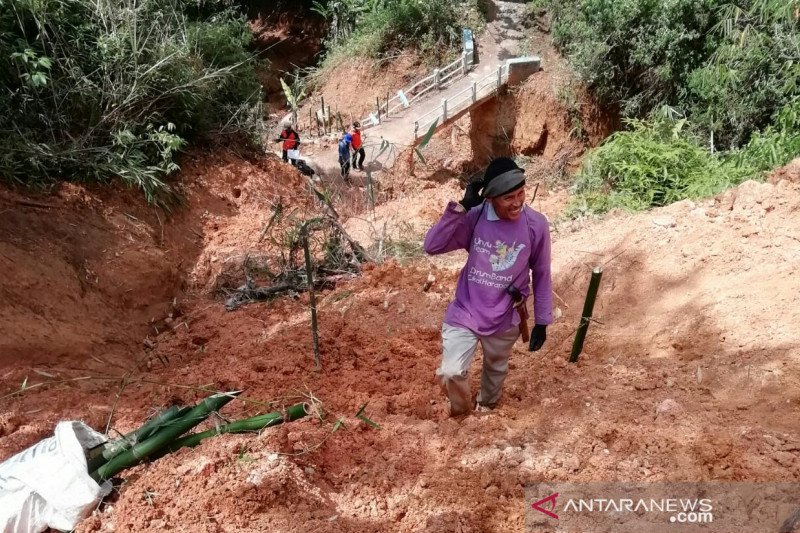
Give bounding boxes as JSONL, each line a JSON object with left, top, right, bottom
{"left": 407, "top": 73, "right": 436, "bottom": 97}
{"left": 413, "top": 63, "right": 510, "bottom": 139}
{"left": 438, "top": 55, "right": 463, "bottom": 77}
{"left": 356, "top": 50, "right": 475, "bottom": 129}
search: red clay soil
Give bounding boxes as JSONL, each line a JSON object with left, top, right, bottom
{"left": 248, "top": 6, "right": 326, "bottom": 115}
{"left": 0, "top": 149, "right": 314, "bottom": 371}
{"left": 295, "top": 53, "right": 429, "bottom": 135}
{"left": 1, "top": 154, "right": 799, "bottom": 531}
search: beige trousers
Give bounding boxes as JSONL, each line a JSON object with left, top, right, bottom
{"left": 436, "top": 323, "right": 519, "bottom": 416}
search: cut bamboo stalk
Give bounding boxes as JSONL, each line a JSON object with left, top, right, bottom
{"left": 91, "top": 391, "right": 240, "bottom": 481}
{"left": 164, "top": 403, "right": 309, "bottom": 452}
{"left": 86, "top": 405, "right": 191, "bottom": 473}
{"left": 569, "top": 267, "right": 603, "bottom": 363}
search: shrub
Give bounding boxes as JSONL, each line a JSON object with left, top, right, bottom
{"left": 0, "top": 0, "right": 263, "bottom": 203}
{"left": 567, "top": 112, "right": 752, "bottom": 215}
{"left": 730, "top": 99, "right": 800, "bottom": 174}
{"left": 314, "top": 0, "right": 483, "bottom": 66}
{"left": 534, "top": 0, "right": 799, "bottom": 148}
{"left": 687, "top": 3, "right": 800, "bottom": 149}
{"left": 534, "top": 0, "right": 721, "bottom": 118}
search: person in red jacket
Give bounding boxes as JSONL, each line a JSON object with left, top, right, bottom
{"left": 274, "top": 122, "right": 300, "bottom": 166}
{"left": 350, "top": 121, "right": 365, "bottom": 171}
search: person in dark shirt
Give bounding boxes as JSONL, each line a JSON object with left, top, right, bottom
{"left": 338, "top": 130, "right": 352, "bottom": 181}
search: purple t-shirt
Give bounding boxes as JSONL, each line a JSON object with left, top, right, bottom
{"left": 423, "top": 201, "right": 553, "bottom": 336}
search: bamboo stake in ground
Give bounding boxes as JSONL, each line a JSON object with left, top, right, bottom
{"left": 327, "top": 105, "right": 332, "bottom": 133}
{"left": 569, "top": 267, "right": 603, "bottom": 363}
{"left": 366, "top": 170, "right": 375, "bottom": 212}
{"left": 302, "top": 226, "right": 321, "bottom": 369}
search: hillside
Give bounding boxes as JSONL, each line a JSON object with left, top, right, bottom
{"left": 1, "top": 1, "right": 799, "bottom": 532}
{"left": 2, "top": 160, "right": 798, "bottom": 531}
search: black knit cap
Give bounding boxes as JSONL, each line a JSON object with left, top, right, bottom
{"left": 482, "top": 157, "right": 525, "bottom": 198}
{"left": 484, "top": 157, "right": 520, "bottom": 181}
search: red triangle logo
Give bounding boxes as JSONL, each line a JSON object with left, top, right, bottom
{"left": 531, "top": 492, "right": 559, "bottom": 519}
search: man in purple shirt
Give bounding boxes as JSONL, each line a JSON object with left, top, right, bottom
{"left": 424, "top": 157, "right": 553, "bottom": 416}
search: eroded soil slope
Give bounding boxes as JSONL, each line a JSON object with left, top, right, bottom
{"left": 1, "top": 162, "right": 798, "bottom": 532}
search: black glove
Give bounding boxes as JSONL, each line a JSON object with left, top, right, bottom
{"left": 529, "top": 324, "right": 547, "bottom": 352}
{"left": 459, "top": 180, "right": 484, "bottom": 210}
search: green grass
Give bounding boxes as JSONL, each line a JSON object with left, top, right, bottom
{"left": 313, "top": 0, "right": 485, "bottom": 74}
{"left": 566, "top": 103, "right": 800, "bottom": 217}
{"left": 0, "top": 0, "right": 264, "bottom": 204}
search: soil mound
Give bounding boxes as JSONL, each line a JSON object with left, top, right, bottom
{"left": 2, "top": 160, "right": 798, "bottom": 531}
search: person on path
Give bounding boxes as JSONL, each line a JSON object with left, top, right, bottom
{"left": 338, "top": 130, "right": 352, "bottom": 181}
{"left": 275, "top": 122, "right": 300, "bottom": 166}
{"left": 423, "top": 157, "right": 553, "bottom": 416}
{"left": 350, "top": 121, "right": 366, "bottom": 171}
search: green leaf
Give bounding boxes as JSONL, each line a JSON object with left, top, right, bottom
{"left": 354, "top": 403, "right": 381, "bottom": 429}
{"left": 31, "top": 73, "right": 47, "bottom": 87}
{"left": 376, "top": 139, "right": 390, "bottom": 158}
{"left": 418, "top": 118, "right": 438, "bottom": 148}
{"left": 280, "top": 77, "right": 295, "bottom": 106}
{"left": 414, "top": 147, "right": 427, "bottom": 164}
{"left": 332, "top": 418, "right": 346, "bottom": 432}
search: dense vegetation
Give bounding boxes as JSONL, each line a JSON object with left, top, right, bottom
{"left": 567, "top": 103, "right": 800, "bottom": 215}
{"left": 311, "top": 0, "right": 484, "bottom": 67}
{"left": 533, "top": 0, "right": 800, "bottom": 213}
{"left": 0, "top": 0, "right": 263, "bottom": 203}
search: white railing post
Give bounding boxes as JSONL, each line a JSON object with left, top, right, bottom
{"left": 472, "top": 81, "right": 477, "bottom": 103}
{"left": 414, "top": 121, "right": 419, "bottom": 139}
{"left": 442, "top": 98, "right": 448, "bottom": 122}
{"left": 462, "top": 52, "right": 468, "bottom": 75}
{"left": 434, "top": 68, "right": 441, "bottom": 89}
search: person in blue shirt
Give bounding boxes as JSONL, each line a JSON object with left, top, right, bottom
{"left": 338, "top": 131, "right": 352, "bottom": 182}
